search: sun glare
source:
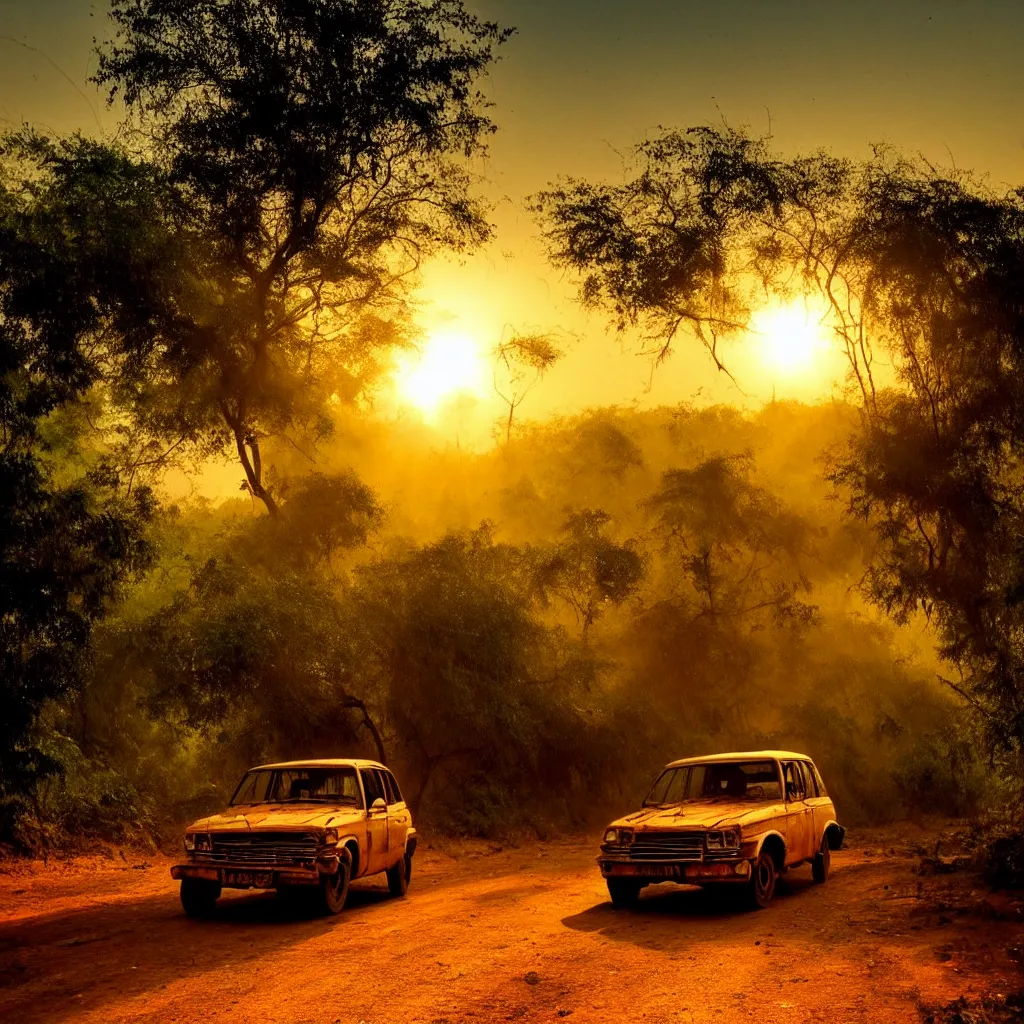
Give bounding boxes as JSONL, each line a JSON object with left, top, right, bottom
{"left": 393, "top": 327, "right": 489, "bottom": 416}
{"left": 749, "top": 299, "right": 832, "bottom": 378}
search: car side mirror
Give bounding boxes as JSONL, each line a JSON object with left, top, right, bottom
{"left": 370, "top": 797, "right": 386, "bottom": 812}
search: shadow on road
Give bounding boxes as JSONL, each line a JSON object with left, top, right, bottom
{"left": 211, "top": 881, "right": 394, "bottom": 923}
{"left": 561, "top": 874, "right": 819, "bottom": 950}
{"left": 0, "top": 879, "right": 406, "bottom": 1023}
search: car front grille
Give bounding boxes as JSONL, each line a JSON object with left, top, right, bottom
{"left": 194, "top": 831, "right": 321, "bottom": 866}
{"left": 628, "top": 831, "right": 705, "bottom": 862}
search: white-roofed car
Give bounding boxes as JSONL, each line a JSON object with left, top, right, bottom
{"left": 598, "top": 750, "right": 844, "bottom": 909}
{"left": 171, "top": 759, "right": 417, "bottom": 917}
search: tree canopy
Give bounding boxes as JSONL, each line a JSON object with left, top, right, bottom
{"left": 536, "top": 125, "right": 1024, "bottom": 764}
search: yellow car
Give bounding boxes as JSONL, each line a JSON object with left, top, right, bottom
{"left": 599, "top": 750, "right": 844, "bottom": 909}
{"left": 172, "top": 759, "right": 416, "bottom": 917}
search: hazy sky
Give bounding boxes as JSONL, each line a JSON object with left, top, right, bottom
{"left": 3, "top": 0, "right": 1023, "bottom": 430}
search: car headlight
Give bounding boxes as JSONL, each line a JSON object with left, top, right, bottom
{"left": 194, "top": 833, "right": 212, "bottom": 852}
{"left": 184, "top": 833, "right": 196, "bottom": 852}
{"left": 323, "top": 828, "right": 339, "bottom": 845}
{"left": 603, "top": 828, "right": 620, "bottom": 844}
{"left": 706, "top": 829, "right": 741, "bottom": 850}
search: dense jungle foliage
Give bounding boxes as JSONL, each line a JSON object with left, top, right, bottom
{"left": 5, "top": 400, "right": 988, "bottom": 849}
{"left": 1, "top": 0, "right": 1019, "bottom": 852}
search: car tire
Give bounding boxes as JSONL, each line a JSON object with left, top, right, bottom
{"left": 812, "top": 834, "right": 831, "bottom": 883}
{"left": 747, "top": 852, "right": 776, "bottom": 910}
{"left": 180, "top": 878, "right": 221, "bottom": 918}
{"left": 316, "top": 859, "right": 350, "bottom": 915}
{"left": 387, "top": 852, "right": 412, "bottom": 897}
{"left": 606, "top": 878, "right": 641, "bottom": 908}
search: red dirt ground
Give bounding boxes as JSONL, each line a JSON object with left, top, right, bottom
{"left": 1, "top": 823, "right": 1022, "bottom": 1024}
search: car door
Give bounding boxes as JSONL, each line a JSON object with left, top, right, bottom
{"left": 780, "top": 760, "right": 813, "bottom": 863}
{"left": 380, "top": 769, "right": 412, "bottom": 867}
{"left": 360, "top": 768, "right": 390, "bottom": 875}
{"left": 804, "top": 760, "right": 833, "bottom": 849}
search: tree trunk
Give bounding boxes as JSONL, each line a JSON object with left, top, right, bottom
{"left": 342, "top": 695, "right": 387, "bottom": 764}
{"left": 233, "top": 427, "right": 279, "bottom": 516}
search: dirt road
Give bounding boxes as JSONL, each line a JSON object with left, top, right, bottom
{"left": 1, "top": 828, "right": 1022, "bottom": 1024}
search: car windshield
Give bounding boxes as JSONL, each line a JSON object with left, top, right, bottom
{"left": 229, "top": 766, "right": 361, "bottom": 806}
{"left": 643, "top": 760, "right": 782, "bottom": 806}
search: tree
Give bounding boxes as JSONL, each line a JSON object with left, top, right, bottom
{"left": 535, "top": 124, "right": 1024, "bottom": 763}
{"left": 532, "top": 128, "right": 795, "bottom": 373}
{"left": 535, "top": 509, "right": 643, "bottom": 636}
{"left": 134, "top": 470, "right": 388, "bottom": 766}
{"left": 0, "top": 147, "right": 155, "bottom": 840}
{"left": 644, "top": 454, "right": 814, "bottom": 625}
{"left": 493, "top": 332, "right": 563, "bottom": 444}
{"left": 348, "top": 526, "right": 614, "bottom": 819}
{"left": 2, "top": 0, "right": 513, "bottom": 517}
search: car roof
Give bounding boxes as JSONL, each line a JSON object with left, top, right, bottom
{"left": 249, "top": 758, "right": 388, "bottom": 771}
{"left": 664, "top": 750, "right": 813, "bottom": 768}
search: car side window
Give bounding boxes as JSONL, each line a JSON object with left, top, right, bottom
{"left": 376, "top": 768, "right": 397, "bottom": 805}
{"left": 800, "top": 761, "right": 818, "bottom": 798}
{"left": 383, "top": 770, "right": 404, "bottom": 805}
{"left": 783, "top": 761, "right": 807, "bottom": 802}
{"left": 361, "top": 768, "right": 385, "bottom": 808}
{"left": 810, "top": 763, "right": 828, "bottom": 797}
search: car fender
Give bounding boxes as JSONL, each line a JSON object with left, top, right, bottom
{"left": 821, "top": 820, "right": 846, "bottom": 850}
{"left": 335, "top": 835, "right": 362, "bottom": 876}
{"left": 752, "top": 829, "right": 787, "bottom": 869}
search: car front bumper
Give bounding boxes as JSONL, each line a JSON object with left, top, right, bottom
{"left": 172, "top": 851, "right": 342, "bottom": 890}
{"left": 597, "top": 855, "right": 753, "bottom": 884}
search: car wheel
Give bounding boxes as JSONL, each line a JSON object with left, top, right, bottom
{"left": 606, "top": 878, "right": 641, "bottom": 908}
{"left": 747, "top": 852, "right": 776, "bottom": 909}
{"left": 180, "top": 878, "right": 221, "bottom": 918}
{"left": 316, "top": 859, "right": 351, "bottom": 915}
{"left": 387, "top": 852, "right": 412, "bottom": 897}
{"left": 812, "top": 834, "right": 831, "bottom": 883}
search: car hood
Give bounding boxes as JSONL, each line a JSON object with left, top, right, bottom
{"left": 610, "top": 801, "right": 787, "bottom": 831}
{"left": 188, "top": 804, "right": 364, "bottom": 833}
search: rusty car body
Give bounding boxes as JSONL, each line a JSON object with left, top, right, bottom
{"left": 598, "top": 750, "right": 844, "bottom": 909}
{"left": 171, "top": 758, "right": 416, "bottom": 917}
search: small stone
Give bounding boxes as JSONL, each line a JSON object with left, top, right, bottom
{"left": 524, "top": 971, "right": 541, "bottom": 986}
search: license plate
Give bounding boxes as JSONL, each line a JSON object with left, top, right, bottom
{"left": 607, "top": 863, "right": 684, "bottom": 877}
{"left": 224, "top": 870, "right": 273, "bottom": 888}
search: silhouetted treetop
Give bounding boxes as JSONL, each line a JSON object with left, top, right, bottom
{"left": 44, "top": 0, "right": 515, "bottom": 516}
{"left": 98, "top": 0, "right": 512, "bottom": 255}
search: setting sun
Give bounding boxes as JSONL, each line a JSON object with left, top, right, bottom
{"left": 749, "top": 299, "right": 833, "bottom": 378}
{"left": 392, "top": 327, "right": 489, "bottom": 416}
